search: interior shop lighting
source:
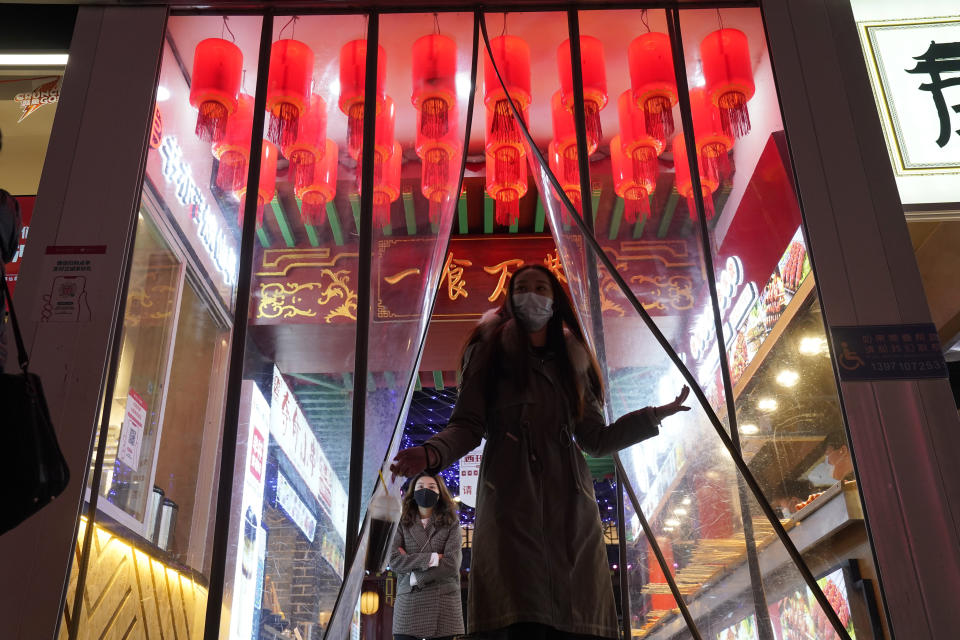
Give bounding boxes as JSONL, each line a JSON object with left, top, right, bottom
{"left": 673, "top": 508, "right": 688, "bottom": 516}
{"left": 664, "top": 518, "right": 681, "bottom": 527}
{"left": 798, "top": 335, "right": 826, "bottom": 356}
{"left": 757, "top": 398, "right": 778, "bottom": 412}
{"left": 740, "top": 423, "right": 760, "bottom": 435}
{"left": 0, "top": 53, "right": 68, "bottom": 66}
{"left": 776, "top": 369, "right": 799, "bottom": 387}
{"left": 681, "top": 497, "right": 692, "bottom": 506}
{"left": 156, "top": 86, "right": 171, "bottom": 102}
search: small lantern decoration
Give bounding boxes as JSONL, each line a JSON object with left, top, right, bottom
{"left": 628, "top": 32, "right": 678, "bottom": 146}
{"left": 556, "top": 36, "right": 608, "bottom": 149}
{"left": 356, "top": 96, "right": 396, "bottom": 189}
{"left": 236, "top": 140, "right": 278, "bottom": 226}
{"left": 339, "top": 39, "right": 387, "bottom": 158}
{"left": 189, "top": 38, "right": 243, "bottom": 143}
{"left": 417, "top": 108, "right": 461, "bottom": 226}
{"left": 484, "top": 35, "right": 531, "bottom": 148}
{"left": 266, "top": 39, "right": 314, "bottom": 149}
{"left": 282, "top": 93, "right": 327, "bottom": 191}
{"left": 412, "top": 33, "right": 458, "bottom": 140}
{"left": 372, "top": 142, "right": 402, "bottom": 228}
{"left": 700, "top": 28, "right": 755, "bottom": 139}
{"left": 486, "top": 147, "right": 527, "bottom": 227}
{"left": 689, "top": 87, "right": 733, "bottom": 184}
{"left": 548, "top": 141, "right": 580, "bottom": 227}
{"left": 297, "top": 139, "right": 338, "bottom": 227}
{"left": 360, "top": 590, "right": 379, "bottom": 616}
{"left": 673, "top": 133, "right": 719, "bottom": 221}
{"left": 213, "top": 93, "right": 254, "bottom": 192}
{"left": 617, "top": 90, "right": 664, "bottom": 194}
{"left": 610, "top": 134, "right": 653, "bottom": 224}
{"left": 551, "top": 91, "right": 597, "bottom": 187}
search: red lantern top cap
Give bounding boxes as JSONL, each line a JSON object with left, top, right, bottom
{"left": 483, "top": 35, "right": 532, "bottom": 108}
{"left": 267, "top": 39, "right": 315, "bottom": 114}
{"left": 412, "top": 34, "right": 458, "bottom": 108}
{"left": 700, "top": 28, "right": 755, "bottom": 104}
{"left": 338, "top": 39, "right": 387, "bottom": 113}
{"left": 190, "top": 38, "right": 243, "bottom": 113}
{"left": 627, "top": 32, "right": 678, "bottom": 106}
{"left": 557, "top": 36, "right": 607, "bottom": 110}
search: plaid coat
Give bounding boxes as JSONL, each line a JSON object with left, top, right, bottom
{"left": 390, "top": 515, "right": 465, "bottom": 638}
{"left": 425, "top": 315, "right": 660, "bottom": 638}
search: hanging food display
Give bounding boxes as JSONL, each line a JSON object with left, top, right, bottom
{"left": 212, "top": 93, "right": 254, "bottom": 192}
{"left": 610, "top": 134, "right": 654, "bottom": 224}
{"left": 689, "top": 87, "right": 733, "bottom": 183}
{"left": 297, "top": 139, "right": 338, "bottom": 227}
{"left": 189, "top": 37, "right": 243, "bottom": 143}
{"left": 617, "top": 89, "right": 664, "bottom": 197}
{"left": 266, "top": 38, "right": 314, "bottom": 148}
{"left": 627, "top": 31, "right": 678, "bottom": 146}
{"left": 412, "top": 33, "right": 458, "bottom": 140}
{"left": 282, "top": 93, "right": 327, "bottom": 191}
{"left": 700, "top": 28, "right": 755, "bottom": 138}
{"left": 236, "top": 140, "right": 278, "bottom": 226}
{"left": 556, "top": 35, "right": 608, "bottom": 151}
{"left": 673, "top": 133, "right": 719, "bottom": 221}
{"left": 339, "top": 39, "right": 387, "bottom": 158}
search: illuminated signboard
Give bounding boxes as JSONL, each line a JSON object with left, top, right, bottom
{"left": 270, "top": 366, "right": 348, "bottom": 538}
{"left": 158, "top": 135, "right": 239, "bottom": 286}
{"left": 276, "top": 471, "right": 318, "bottom": 543}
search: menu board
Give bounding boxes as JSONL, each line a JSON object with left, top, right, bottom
{"left": 769, "top": 567, "right": 856, "bottom": 640}
{"left": 716, "top": 614, "right": 759, "bottom": 640}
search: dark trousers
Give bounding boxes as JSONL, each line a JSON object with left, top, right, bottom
{"left": 394, "top": 636, "right": 455, "bottom": 640}
{"left": 470, "top": 623, "right": 610, "bottom": 639}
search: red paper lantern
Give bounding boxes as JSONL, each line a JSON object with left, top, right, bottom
{"left": 339, "top": 39, "right": 387, "bottom": 158}
{"left": 551, "top": 91, "right": 598, "bottom": 187}
{"left": 297, "top": 139, "right": 338, "bottom": 227}
{"left": 485, "top": 105, "right": 528, "bottom": 198}
{"left": 356, "top": 96, "right": 396, "bottom": 191}
{"left": 557, "top": 36, "right": 608, "bottom": 149}
{"left": 373, "top": 142, "right": 402, "bottom": 227}
{"left": 700, "top": 28, "right": 755, "bottom": 138}
{"left": 617, "top": 90, "right": 664, "bottom": 193}
{"left": 548, "top": 141, "right": 579, "bottom": 227}
{"left": 417, "top": 107, "right": 461, "bottom": 225}
{"left": 628, "top": 32, "right": 678, "bottom": 146}
{"left": 190, "top": 38, "right": 243, "bottom": 142}
{"left": 213, "top": 93, "right": 254, "bottom": 192}
{"left": 412, "top": 34, "right": 458, "bottom": 140}
{"left": 236, "top": 140, "right": 278, "bottom": 226}
{"left": 610, "top": 134, "right": 653, "bottom": 224}
{"left": 673, "top": 133, "right": 718, "bottom": 221}
{"left": 484, "top": 35, "right": 531, "bottom": 148}
{"left": 283, "top": 93, "right": 327, "bottom": 191}
{"left": 689, "top": 87, "right": 733, "bottom": 184}
{"left": 266, "top": 39, "right": 314, "bottom": 149}
{"left": 486, "top": 147, "right": 527, "bottom": 226}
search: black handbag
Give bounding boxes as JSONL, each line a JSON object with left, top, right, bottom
{"left": 0, "top": 262, "right": 70, "bottom": 535}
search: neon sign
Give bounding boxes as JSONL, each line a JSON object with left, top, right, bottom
{"left": 158, "top": 135, "right": 238, "bottom": 286}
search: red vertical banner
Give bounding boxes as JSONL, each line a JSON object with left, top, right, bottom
{"left": 647, "top": 536, "right": 677, "bottom": 612}
{"left": 5, "top": 196, "right": 34, "bottom": 298}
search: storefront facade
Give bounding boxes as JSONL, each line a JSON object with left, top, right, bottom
{"left": 1, "top": 2, "right": 958, "bottom": 639}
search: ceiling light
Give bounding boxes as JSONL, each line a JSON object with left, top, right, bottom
{"left": 156, "top": 86, "right": 171, "bottom": 102}
{"left": 681, "top": 497, "right": 691, "bottom": 506}
{"left": 798, "top": 336, "right": 826, "bottom": 356}
{"left": 673, "top": 508, "right": 688, "bottom": 516}
{"left": 456, "top": 71, "right": 472, "bottom": 96}
{"left": 663, "top": 526, "right": 675, "bottom": 532}
{"left": 0, "top": 53, "right": 68, "bottom": 66}
{"left": 776, "top": 369, "right": 799, "bottom": 387}
{"left": 664, "top": 518, "right": 681, "bottom": 527}
{"left": 757, "top": 398, "right": 778, "bottom": 412}
{"left": 740, "top": 423, "right": 760, "bottom": 435}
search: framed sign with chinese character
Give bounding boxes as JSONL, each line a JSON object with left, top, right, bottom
{"left": 861, "top": 16, "right": 960, "bottom": 175}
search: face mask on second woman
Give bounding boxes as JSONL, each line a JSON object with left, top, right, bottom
{"left": 414, "top": 488, "right": 440, "bottom": 509}
{"left": 512, "top": 292, "right": 554, "bottom": 331}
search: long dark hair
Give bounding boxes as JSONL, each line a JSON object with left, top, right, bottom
{"left": 459, "top": 264, "right": 604, "bottom": 418}
{"left": 400, "top": 473, "right": 459, "bottom": 528}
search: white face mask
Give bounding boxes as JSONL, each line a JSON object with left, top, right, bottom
{"left": 512, "top": 292, "right": 554, "bottom": 331}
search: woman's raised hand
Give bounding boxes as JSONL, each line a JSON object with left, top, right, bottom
{"left": 390, "top": 446, "right": 427, "bottom": 481}
{"left": 655, "top": 385, "right": 691, "bottom": 420}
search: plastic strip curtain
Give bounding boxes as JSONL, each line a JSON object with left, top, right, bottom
{"left": 479, "top": 11, "right": 852, "bottom": 640}
{"left": 321, "top": 12, "right": 481, "bottom": 639}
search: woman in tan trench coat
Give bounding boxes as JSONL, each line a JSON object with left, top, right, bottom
{"left": 391, "top": 265, "right": 689, "bottom": 640}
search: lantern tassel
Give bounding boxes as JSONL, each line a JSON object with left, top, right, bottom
{"left": 495, "top": 190, "right": 520, "bottom": 226}
{"left": 420, "top": 97, "right": 450, "bottom": 140}
{"left": 494, "top": 146, "right": 521, "bottom": 186}
{"left": 196, "top": 101, "right": 229, "bottom": 143}
{"left": 374, "top": 192, "right": 391, "bottom": 227}
{"left": 289, "top": 151, "right": 317, "bottom": 192}
{"left": 631, "top": 147, "right": 659, "bottom": 189}
{"left": 624, "top": 187, "right": 650, "bottom": 225}
{"left": 718, "top": 91, "right": 751, "bottom": 139}
{"left": 561, "top": 145, "right": 580, "bottom": 187}
{"left": 424, "top": 148, "right": 450, "bottom": 192}
{"left": 216, "top": 151, "right": 247, "bottom": 192}
{"left": 700, "top": 142, "right": 730, "bottom": 181}
{"left": 347, "top": 103, "right": 365, "bottom": 157}
{"left": 428, "top": 198, "right": 443, "bottom": 226}
{"left": 584, "top": 99, "right": 603, "bottom": 150}
{"left": 268, "top": 102, "right": 301, "bottom": 149}
{"left": 562, "top": 189, "right": 582, "bottom": 227}
{"left": 643, "top": 95, "right": 675, "bottom": 146}
{"left": 687, "top": 191, "right": 715, "bottom": 222}
{"left": 490, "top": 100, "right": 524, "bottom": 146}
{"left": 301, "top": 193, "right": 327, "bottom": 227}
